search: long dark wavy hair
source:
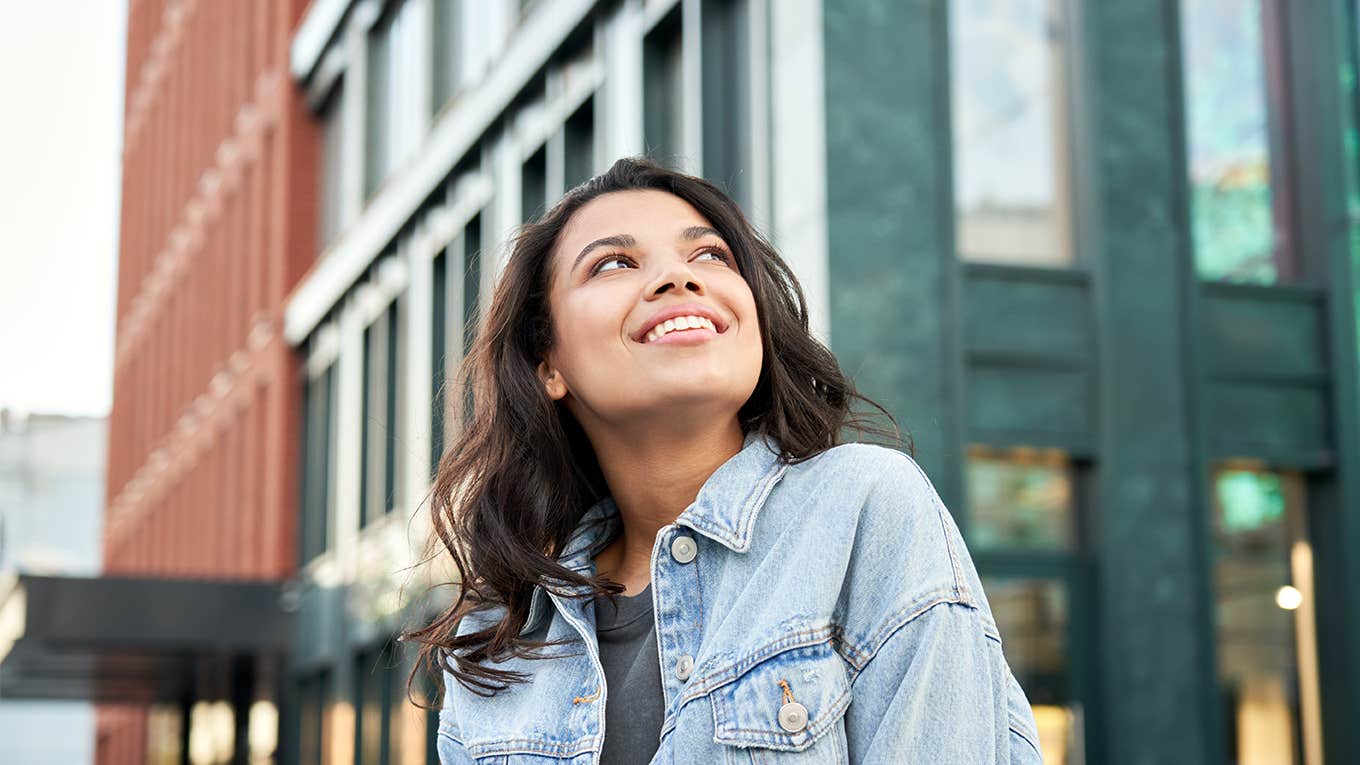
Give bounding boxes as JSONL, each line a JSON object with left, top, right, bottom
{"left": 402, "top": 156, "right": 904, "bottom": 702}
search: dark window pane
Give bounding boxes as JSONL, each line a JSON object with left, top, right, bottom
{"left": 966, "top": 446, "right": 1075, "bottom": 551}
{"left": 643, "top": 7, "right": 683, "bottom": 167}
{"left": 354, "top": 649, "right": 385, "bottom": 765}
{"left": 701, "top": 0, "right": 750, "bottom": 206}
{"left": 983, "top": 577, "right": 1078, "bottom": 763}
{"left": 521, "top": 146, "right": 547, "bottom": 224}
{"left": 564, "top": 98, "right": 595, "bottom": 191}
{"left": 431, "top": 250, "right": 448, "bottom": 474}
{"left": 462, "top": 216, "right": 482, "bottom": 423}
{"left": 298, "top": 671, "right": 330, "bottom": 765}
{"left": 360, "top": 322, "right": 375, "bottom": 527}
{"left": 950, "top": 0, "right": 1074, "bottom": 266}
{"left": 384, "top": 300, "right": 400, "bottom": 515}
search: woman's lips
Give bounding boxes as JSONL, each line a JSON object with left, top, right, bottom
{"left": 643, "top": 326, "right": 721, "bottom": 346}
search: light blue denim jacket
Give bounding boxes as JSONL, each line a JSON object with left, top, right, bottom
{"left": 438, "top": 431, "right": 1044, "bottom": 764}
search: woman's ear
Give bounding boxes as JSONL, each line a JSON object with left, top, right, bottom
{"left": 537, "top": 359, "right": 568, "bottom": 401}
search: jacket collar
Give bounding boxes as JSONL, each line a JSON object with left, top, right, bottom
{"left": 522, "top": 430, "right": 788, "bottom": 634}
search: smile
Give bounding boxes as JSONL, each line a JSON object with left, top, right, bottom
{"left": 644, "top": 315, "right": 718, "bottom": 343}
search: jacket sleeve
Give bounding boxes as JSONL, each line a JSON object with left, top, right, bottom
{"left": 837, "top": 448, "right": 1044, "bottom": 764}
{"left": 841, "top": 598, "right": 1044, "bottom": 764}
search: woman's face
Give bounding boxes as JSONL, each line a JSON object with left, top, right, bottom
{"left": 538, "top": 189, "right": 763, "bottom": 437}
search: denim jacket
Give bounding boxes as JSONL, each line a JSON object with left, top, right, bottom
{"left": 438, "top": 431, "right": 1044, "bottom": 763}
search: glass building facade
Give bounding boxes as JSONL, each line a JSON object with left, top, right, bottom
{"left": 281, "top": 1, "right": 1360, "bottom": 763}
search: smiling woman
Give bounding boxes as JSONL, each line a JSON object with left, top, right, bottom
{"left": 403, "top": 157, "right": 1042, "bottom": 764}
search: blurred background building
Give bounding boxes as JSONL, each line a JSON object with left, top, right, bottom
{"left": 2, "top": 0, "right": 1359, "bottom": 763}
{"left": 0, "top": 410, "right": 106, "bottom": 763}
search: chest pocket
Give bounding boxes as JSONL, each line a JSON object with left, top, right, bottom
{"left": 708, "top": 637, "right": 852, "bottom": 762}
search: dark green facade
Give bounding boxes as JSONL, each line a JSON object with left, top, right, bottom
{"left": 824, "top": 1, "right": 1360, "bottom": 763}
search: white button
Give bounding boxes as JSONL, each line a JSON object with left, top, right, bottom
{"left": 778, "top": 701, "right": 808, "bottom": 732}
{"left": 674, "top": 654, "right": 694, "bottom": 681}
{"left": 670, "top": 535, "right": 697, "bottom": 564}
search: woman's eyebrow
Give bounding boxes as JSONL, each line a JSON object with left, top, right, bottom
{"left": 680, "top": 225, "right": 723, "bottom": 241}
{"left": 571, "top": 226, "right": 726, "bottom": 274}
{"left": 573, "top": 234, "right": 636, "bottom": 274}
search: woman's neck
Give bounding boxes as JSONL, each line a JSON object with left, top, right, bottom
{"left": 588, "top": 422, "right": 745, "bottom": 593}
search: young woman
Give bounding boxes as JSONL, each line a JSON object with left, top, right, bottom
{"left": 406, "top": 157, "right": 1043, "bottom": 763}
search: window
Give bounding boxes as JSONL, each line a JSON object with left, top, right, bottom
{"left": 521, "top": 146, "right": 547, "bottom": 224}
{"left": 967, "top": 445, "right": 1075, "bottom": 552}
{"left": 983, "top": 577, "right": 1079, "bottom": 763}
{"left": 366, "top": 8, "right": 394, "bottom": 198}
{"left": 383, "top": 299, "right": 401, "bottom": 515}
{"left": 319, "top": 78, "right": 347, "bottom": 248}
{"left": 431, "top": 0, "right": 462, "bottom": 114}
{"left": 362, "top": 296, "right": 401, "bottom": 528}
{"left": 564, "top": 97, "right": 595, "bottom": 191}
{"left": 432, "top": 215, "right": 483, "bottom": 470}
{"left": 643, "top": 7, "right": 683, "bottom": 167}
{"left": 367, "top": 1, "right": 424, "bottom": 198}
{"left": 300, "top": 363, "right": 335, "bottom": 563}
{"left": 967, "top": 444, "right": 1088, "bottom": 763}
{"left": 462, "top": 215, "right": 482, "bottom": 423}
{"left": 1209, "top": 464, "right": 1322, "bottom": 764}
{"left": 949, "top": 0, "right": 1075, "bottom": 266}
{"left": 430, "top": 249, "right": 448, "bottom": 473}
{"left": 701, "top": 0, "right": 751, "bottom": 207}
{"left": 1181, "top": 0, "right": 1295, "bottom": 283}
{"left": 354, "top": 642, "right": 423, "bottom": 765}
{"left": 360, "top": 319, "right": 376, "bottom": 526}
{"left": 297, "top": 671, "right": 331, "bottom": 765}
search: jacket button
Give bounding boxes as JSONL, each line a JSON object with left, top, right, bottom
{"left": 670, "top": 535, "right": 697, "bottom": 564}
{"left": 674, "top": 654, "right": 694, "bottom": 681}
{"left": 778, "top": 701, "right": 808, "bottom": 732}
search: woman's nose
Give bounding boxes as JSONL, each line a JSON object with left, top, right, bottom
{"left": 649, "top": 261, "right": 705, "bottom": 297}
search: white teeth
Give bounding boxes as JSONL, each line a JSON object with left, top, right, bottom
{"left": 645, "top": 315, "right": 719, "bottom": 343}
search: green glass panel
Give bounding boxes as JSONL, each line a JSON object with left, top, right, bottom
{"left": 966, "top": 449, "right": 1075, "bottom": 551}
{"left": 1181, "top": 0, "right": 1279, "bottom": 283}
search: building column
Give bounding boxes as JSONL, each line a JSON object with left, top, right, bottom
{"left": 822, "top": 0, "right": 963, "bottom": 504}
{"left": 1083, "top": 3, "right": 1212, "bottom": 763}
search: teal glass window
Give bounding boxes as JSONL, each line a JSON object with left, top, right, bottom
{"left": 1181, "top": 0, "right": 1295, "bottom": 283}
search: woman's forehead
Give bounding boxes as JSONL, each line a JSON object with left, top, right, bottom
{"left": 560, "top": 189, "right": 715, "bottom": 244}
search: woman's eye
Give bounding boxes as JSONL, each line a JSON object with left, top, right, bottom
{"left": 698, "top": 248, "right": 732, "bottom": 264}
{"left": 592, "top": 254, "right": 634, "bottom": 275}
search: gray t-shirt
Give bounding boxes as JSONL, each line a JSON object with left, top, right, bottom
{"left": 594, "top": 582, "right": 664, "bottom": 764}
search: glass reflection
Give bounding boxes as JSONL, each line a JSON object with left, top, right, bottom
{"left": 1181, "top": 0, "right": 1289, "bottom": 283}
{"left": 950, "top": 0, "right": 1074, "bottom": 266}
{"left": 1210, "top": 465, "right": 1322, "bottom": 765}
{"left": 966, "top": 446, "right": 1074, "bottom": 551}
{"left": 984, "top": 577, "right": 1079, "bottom": 764}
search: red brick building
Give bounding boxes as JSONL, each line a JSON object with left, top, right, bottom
{"left": 99, "top": 0, "right": 314, "bottom": 761}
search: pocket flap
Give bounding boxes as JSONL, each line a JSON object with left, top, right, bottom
{"left": 709, "top": 638, "right": 851, "bottom": 752}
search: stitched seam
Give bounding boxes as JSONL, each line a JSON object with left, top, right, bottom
{"left": 846, "top": 595, "right": 972, "bottom": 684}
{"left": 1009, "top": 720, "right": 1043, "bottom": 757}
{"left": 678, "top": 626, "right": 838, "bottom": 706}
{"left": 464, "top": 737, "right": 601, "bottom": 757}
{"left": 902, "top": 455, "right": 969, "bottom": 603}
{"left": 737, "top": 463, "right": 789, "bottom": 549}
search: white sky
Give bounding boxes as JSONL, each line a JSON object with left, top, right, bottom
{"left": 0, "top": 1, "right": 126, "bottom": 417}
